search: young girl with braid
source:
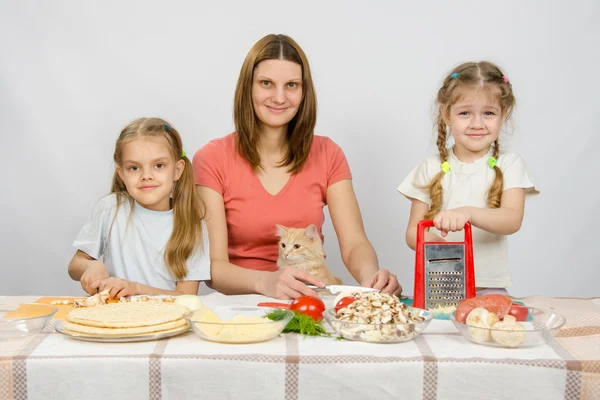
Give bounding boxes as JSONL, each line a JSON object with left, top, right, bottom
{"left": 398, "top": 62, "right": 538, "bottom": 292}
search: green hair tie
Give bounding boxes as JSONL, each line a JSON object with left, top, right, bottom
{"left": 487, "top": 156, "right": 497, "bottom": 169}
{"left": 441, "top": 161, "right": 450, "bottom": 173}
{"left": 182, "top": 150, "right": 187, "bottom": 158}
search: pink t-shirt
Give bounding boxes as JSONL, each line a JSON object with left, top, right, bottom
{"left": 193, "top": 133, "right": 352, "bottom": 271}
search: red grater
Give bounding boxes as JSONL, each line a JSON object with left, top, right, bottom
{"left": 413, "top": 220, "right": 476, "bottom": 309}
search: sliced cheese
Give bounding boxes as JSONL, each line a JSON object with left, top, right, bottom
{"left": 192, "top": 306, "right": 223, "bottom": 337}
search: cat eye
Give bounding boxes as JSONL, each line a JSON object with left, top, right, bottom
{"left": 294, "top": 244, "right": 301, "bottom": 249}
{"left": 281, "top": 243, "right": 286, "bottom": 248}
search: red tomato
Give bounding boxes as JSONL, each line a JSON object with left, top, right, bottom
{"left": 507, "top": 303, "right": 529, "bottom": 321}
{"left": 290, "top": 296, "right": 326, "bottom": 321}
{"left": 334, "top": 296, "right": 357, "bottom": 313}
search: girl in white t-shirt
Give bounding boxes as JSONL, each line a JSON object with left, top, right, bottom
{"left": 398, "top": 62, "right": 538, "bottom": 290}
{"left": 68, "top": 118, "right": 211, "bottom": 298}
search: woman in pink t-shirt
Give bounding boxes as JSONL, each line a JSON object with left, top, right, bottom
{"left": 193, "top": 34, "right": 401, "bottom": 299}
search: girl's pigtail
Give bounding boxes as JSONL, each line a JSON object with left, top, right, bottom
{"left": 165, "top": 155, "right": 205, "bottom": 279}
{"left": 487, "top": 140, "right": 503, "bottom": 208}
{"left": 423, "top": 112, "right": 449, "bottom": 220}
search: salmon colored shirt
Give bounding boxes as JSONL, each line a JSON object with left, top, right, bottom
{"left": 193, "top": 133, "right": 352, "bottom": 271}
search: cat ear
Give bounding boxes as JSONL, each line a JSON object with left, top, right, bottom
{"left": 275, "top": 224, "right": 288, "bottom": 238}
{"left": 304, "top": 224, "right": 319, "bottom": 241}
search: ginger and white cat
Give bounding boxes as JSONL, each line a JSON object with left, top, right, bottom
{"left": 275, "top": 224, "right": 342, "bottom": 285}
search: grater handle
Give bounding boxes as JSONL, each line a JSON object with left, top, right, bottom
{"left": 413, "top": 220, "right": 476, "bottom": 309}
{"left": 416, "top": 219, "right": 473, "bottom": 242}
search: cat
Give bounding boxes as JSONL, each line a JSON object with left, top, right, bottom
{"left": 275, "top": 224, "right": 342, "bottom": 285}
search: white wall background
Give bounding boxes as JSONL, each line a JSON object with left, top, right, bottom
{"left": 1, "top": 1, "right": 598, "bottom": 298}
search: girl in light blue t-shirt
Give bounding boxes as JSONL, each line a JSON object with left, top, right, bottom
{"left": 69, "top": 118, "right": 210, "bottom": 298}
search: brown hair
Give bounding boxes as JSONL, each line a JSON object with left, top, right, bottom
{"left": 423, "top": 61, "right": 515, "bottom": 219}
{"left": 233, "top": 34, "right": 317, "bottom": 173}
{"left": 111, "top": 118, "right": 205, "bottom": 279}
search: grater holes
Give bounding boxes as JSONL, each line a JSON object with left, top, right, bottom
{"left": 428, "top": 296, "right": 464, "bottom": 301}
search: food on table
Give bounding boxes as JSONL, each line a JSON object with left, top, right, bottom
{"left": 334, "top": 296, "right": 359, "bottom": 313}
{"left": 289, "top": 296, "right": 326, "bottom": 321}
{"left": 51, "top": 290, "right": 111, "bottom": 307}
{"left": 430, "top": 304, "right": 457, "bottom": 318}
{"left": 333, "top": 292, "right": 425, "bottom": 342}
{"left": 50, "top": 291, "right": 177, "bottom": 308}
{"left": 174, "top": 295, "right": 203, "bottom": 311}
{"left": 507, "top": 303, "right": 529, "bottom": 321}
{"left": 120, "top": 295, "right": 175, "bottom": 303}
{"left": 190, "top": 306, "right": 285, "bottom": 343}
{"left": 465, "top": 307, "right": 500, "bottom": 342}
{"left": 455, "top": 294, "right": 513, "bottom": 323}
{"left": 266, "top": 309, "right": 329, "bottom": 337}
{"left": 333, "top": 290, "right": 362, "bottom": 307}
{"left": 256, "top": 302, "right": 290, "bottom": 309}
{"left": 490, "top": 315, "right": 527, "bottom": 347}
{"left": 191, "top": 306, "right": 224, "bottom": 337}
{"left": 62, "top": 302, "right": 189, "bottom": 337}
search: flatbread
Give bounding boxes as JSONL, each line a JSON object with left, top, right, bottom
{"left": 62, "top": 318, "right": 187, "bottom": 336}
{"left": 62, "top": 321, "right": 189, "bottom": 338}
{"left": 66, "top": 302, "right": 189, "bottom": 328}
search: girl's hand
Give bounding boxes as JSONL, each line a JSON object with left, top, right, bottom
{"left": 258, "top": 266, "right": 324, "bottom": 300}
{"left": 362, "top": 269, "right": 402, "bottom": 296}
{"left": 92, "top": 277, "right": 140, "bottom": 299}
{"left": 433, "top": 207, "right": 472, "bottom": 237}
{"left": 80, "top": 261, "right": 110, "bottom": 295}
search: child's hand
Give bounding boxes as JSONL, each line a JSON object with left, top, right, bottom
{"left": 433, "top": 207, "right": 472, "bottom": 237}
{"left": 80, "top": 261, "right": 110, "bottom": 295}
{"left": 92, "top": 277, "right": 139, "bottom": 299}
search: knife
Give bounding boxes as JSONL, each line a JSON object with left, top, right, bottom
{"left": 305, "top": 284, "right": 380, "bottom": 294}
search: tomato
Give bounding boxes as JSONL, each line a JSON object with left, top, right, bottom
{"left": 290, "top": 296, "right": 326, "bottom": 321}
{"left": 507, "top": 303, "right": 529, "bottom": 321}
{"left": 334, "top": 296, "right": 357, "bottom": 313}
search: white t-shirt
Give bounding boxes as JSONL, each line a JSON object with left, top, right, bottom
{"left": 397, "top": 148, "right": 539, "bottom": 288}
{"left": 73, "top": 194, "right": 211, "bottom": 291}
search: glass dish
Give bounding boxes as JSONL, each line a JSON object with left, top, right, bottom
{"left": 183, "top": 306, "right": 294, "bottom": 344}
{"left": 54, "top": 321, "right": 190, "bottom": 342}
{"left": 450, "top": 307, "right": 566, "bottom": 348}
{"left": 0, "top": 303, "right": 58, "bottom": 341}
{"left": 323, "top": 307, "right": 433, "bottom": 343}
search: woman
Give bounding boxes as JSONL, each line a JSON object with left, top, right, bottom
{"left": 193, "top": 34, "right": 401, "bottom": 299}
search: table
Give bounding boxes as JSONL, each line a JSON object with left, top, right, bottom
{"left": 1, "top": 293, "right": 599, "bottom": 400}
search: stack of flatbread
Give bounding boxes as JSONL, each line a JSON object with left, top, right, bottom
{"left": 62, "top": 302, "right": 189, "bottom": 337}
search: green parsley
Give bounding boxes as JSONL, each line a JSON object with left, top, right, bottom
{"left": 266, "top": 310, "right": 329, "bottom": 337}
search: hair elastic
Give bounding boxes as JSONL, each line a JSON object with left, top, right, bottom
{"left": 182, "top": 151, "right": 187, "bottom": 158}
{"left": 450, "top": 72, "right": 459, "bottom": 79}
{"left": 164, "top": 124, "right": 170, "bottom": 132}
{"left": 441, "top": 161, "right": 451, "bottom": 173}
{"left": 487, "top": 156, "right": 497, "bottom": 169}
{"left": 502, "top": 76, "right": 509, "bottom": 83}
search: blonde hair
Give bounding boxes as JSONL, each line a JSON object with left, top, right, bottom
{"left": 423, "top": 61, "right": 515, "bottom": 219}
{"left": 234, "top": 34, "right": 317, "bottom": 173}
{"left": 111, "top": 117, "right": 205, "bottom": 279}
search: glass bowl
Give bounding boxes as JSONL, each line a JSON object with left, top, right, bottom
{"left": 183, "top": 306, "right": 294, "bottom": 344}
{"left": 323, "top": 307, "right": 433, "bottom": 343}
{"left": 0, "top": 303, "right": 58, "bottom": 341}
{"left": 450, "top": 307, "right": 566, "bottom": 348}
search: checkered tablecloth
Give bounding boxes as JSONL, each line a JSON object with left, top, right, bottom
{"left": 1, "top": 293, "right": 598, "bottom": 400}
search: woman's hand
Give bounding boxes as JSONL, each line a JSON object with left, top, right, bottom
{"left": 362, "top": 269, "right": 402, "bottom": 296}
{"left": 258, "top": 266, "right": 325, "bottom": 300}
{"left": 433, "top": 207, "right": 472, "bottom": 237}
{"left": 80, "top": 261, "right": 110, "bottom": 295}
{"left": 92, "top": 277, "right": 140, "bottom": 299}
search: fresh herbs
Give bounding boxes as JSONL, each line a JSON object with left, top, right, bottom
{"left": 266, "top": 310, "right": 329, "bottom": 337}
